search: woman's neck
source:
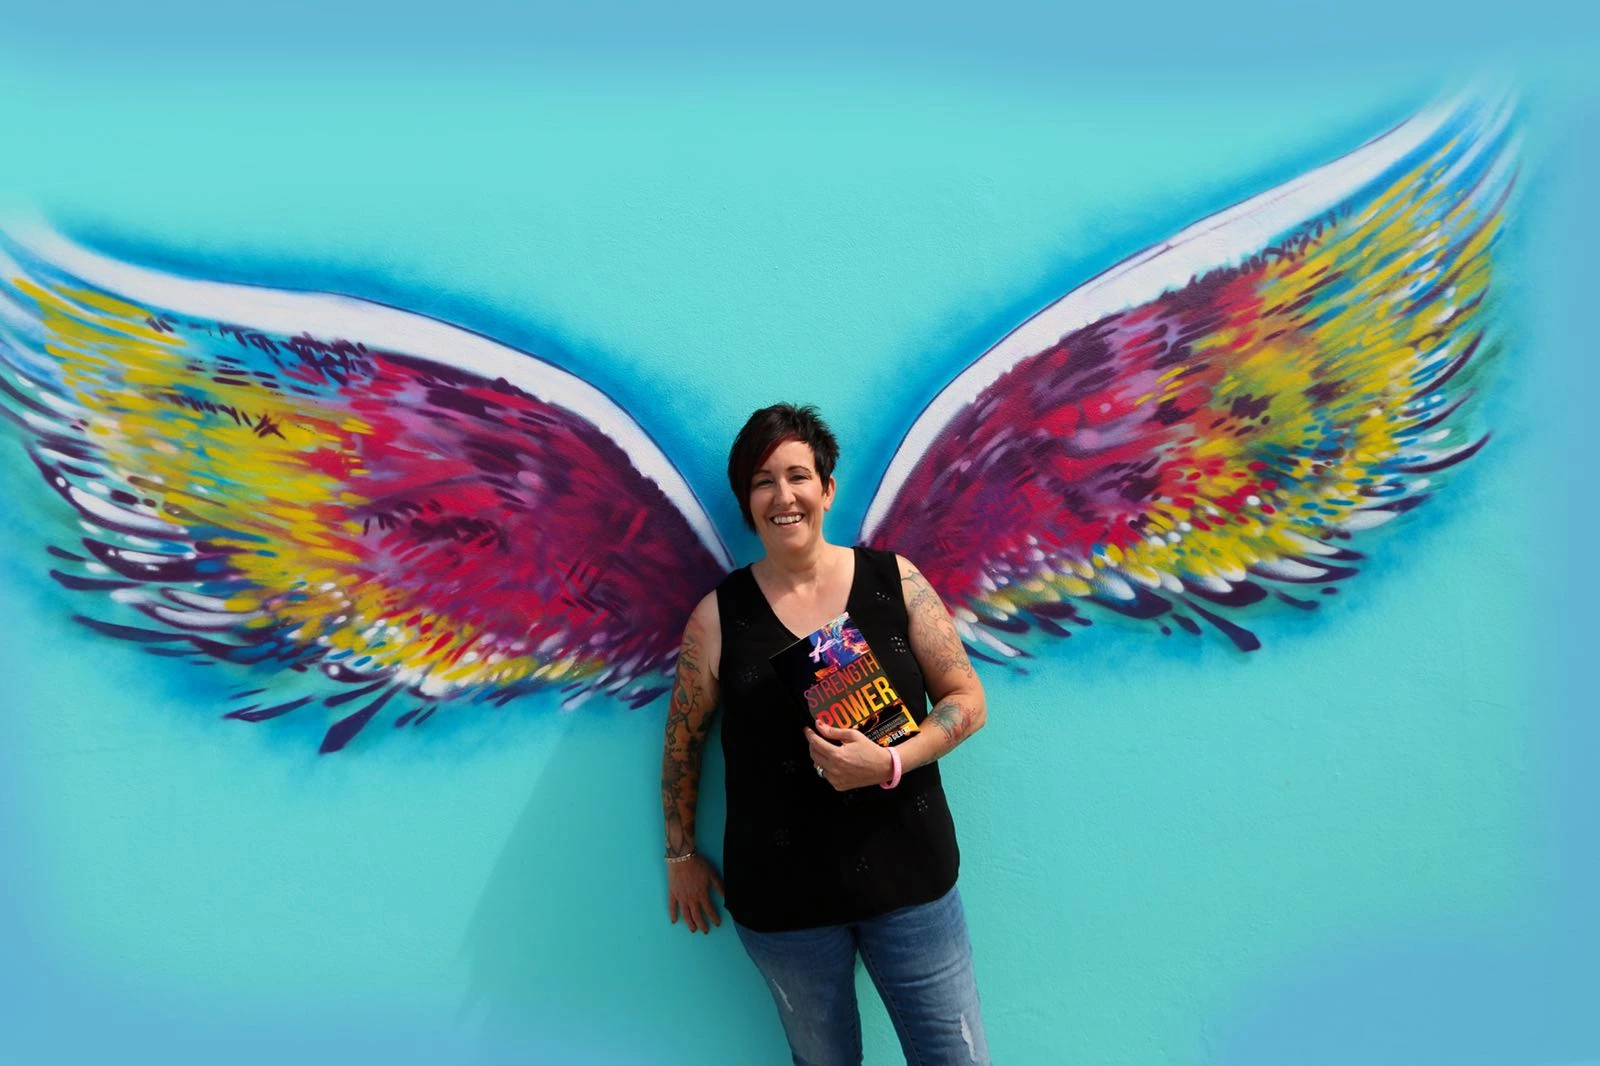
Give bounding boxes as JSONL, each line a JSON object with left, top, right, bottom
{"left": 757, "top": 540, "right": 846, "bottom": 594}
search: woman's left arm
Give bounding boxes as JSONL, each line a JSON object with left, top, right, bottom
{"left": 893, "top": 554, "right": 986, "bottom": 772}
{"left": 807, "top": 555, "right": 986, "bottom": 787}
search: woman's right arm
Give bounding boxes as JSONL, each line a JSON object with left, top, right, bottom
{"left": 661, "top": 592, "right": 724, "bottom": 933}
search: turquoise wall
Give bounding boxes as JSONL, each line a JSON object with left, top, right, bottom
{"left": 1, "top": 6, "right": 1596, "bottom": 1064}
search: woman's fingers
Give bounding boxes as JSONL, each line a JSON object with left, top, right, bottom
{"left": 669, "top": 875, "right": 697, "bottom": 931}
{"left": 807, "top": 734, "right": 851, "bottom": 779}
{"left": 806, "top": 726, "right": 886, "bottom": 790}
{"left": 683, "top": 894, "right": 701, "bottom": 933}
{"left": 814, "top": 720, "right": 859, "bottom": 743}
{"left": 689, "top": 888, "right": 717, "bottom": 933}
{"left": 816, "top": 720, "right": 870, "bottom": 746}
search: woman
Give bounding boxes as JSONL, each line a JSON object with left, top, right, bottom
{"left": 661, "top": 403, "right": 991, "bottom": 1066}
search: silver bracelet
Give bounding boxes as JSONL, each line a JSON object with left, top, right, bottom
{"left": 664, "top": 851, "right": 696, "bottom": 864}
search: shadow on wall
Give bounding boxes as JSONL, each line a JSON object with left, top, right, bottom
{"left": 460, "top": 709, "right": 781, "bottom": 1066}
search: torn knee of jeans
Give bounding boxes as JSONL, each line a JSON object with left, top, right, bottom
{"left": 770, "top": 979, "right": 793, "bottom": 1012}
{"left": 960, "top": 1013, "right": 979, "bottom": 1062}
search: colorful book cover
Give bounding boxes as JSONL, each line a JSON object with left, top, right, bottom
{"left": 769, "top": 612, "right": 919, "bottom": 747}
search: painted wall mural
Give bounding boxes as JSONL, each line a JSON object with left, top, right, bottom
{"left": 2, "top": 34, "right": 1590, "bottom": 1063}
{"left": 0, "top": 97, "right": 1512, "bottom": 752}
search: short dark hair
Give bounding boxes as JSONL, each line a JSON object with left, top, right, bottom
{"left": 727, "top": 404, "right": 840, "bottom": 531}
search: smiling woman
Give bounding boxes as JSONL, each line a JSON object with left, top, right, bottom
{"left": 660, "top": 403, "right": 991, "bottom": 1066}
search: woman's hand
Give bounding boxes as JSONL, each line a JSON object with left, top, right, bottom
{"left": 666, "top": 854, "right": 725, "bottom": 934}
{"left": 806, "top": 721, "right": 895, "bottom": 790}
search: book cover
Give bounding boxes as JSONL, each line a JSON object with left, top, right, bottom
{"left": 769, "top": 612, "right": 919, "bottom": 747}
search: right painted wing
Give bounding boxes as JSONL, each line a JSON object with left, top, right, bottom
{"left": 860, "top": 97, "right": 1515, "bottom": 659}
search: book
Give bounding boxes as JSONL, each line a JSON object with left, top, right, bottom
{"left": 769, "top": 612, "right": 919, "bottom": 747}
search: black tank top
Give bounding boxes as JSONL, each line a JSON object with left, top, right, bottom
{"left": 717, "top": 545, "right": 960, "bottom": 932}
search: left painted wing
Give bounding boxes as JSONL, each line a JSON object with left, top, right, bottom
{"left": 860, "top": 97, "right": 1515, "bottom": 659}
{"left": 0, "top": 230, "right": 730, "bottom": 750}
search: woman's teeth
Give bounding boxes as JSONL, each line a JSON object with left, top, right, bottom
{"left": 772, "top": 515, "right": 803, "bottom": 526}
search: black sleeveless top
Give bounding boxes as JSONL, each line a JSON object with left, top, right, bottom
{"left": 717, "top": 545, "right": 960, "bottom": 932}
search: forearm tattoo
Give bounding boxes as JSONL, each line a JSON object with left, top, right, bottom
{"left": 661, "top": 625, "right": 711, "bottom": 858}
{"left": 928, "top": 695, "right": 978, "bottom": 745}
{"left": 901, "top": 566, "right": 982, "bottom": 748}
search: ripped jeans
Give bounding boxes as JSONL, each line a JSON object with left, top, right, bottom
{"left": 734, "top": 886, "right": 990, "bottom": 1066}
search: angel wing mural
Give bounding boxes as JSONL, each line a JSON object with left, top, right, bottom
{"left": 0, "top": 95, "right": 1515, "bottom": 752}
{"left": 863, "top": 96, "right": 1516, "bottom": 660}
{"left": 0, "top": 239, "right": 734, "bottom": 749}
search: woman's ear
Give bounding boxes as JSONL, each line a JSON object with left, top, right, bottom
{"left": 823, "top": 476, "right": 837, "bottom": 511}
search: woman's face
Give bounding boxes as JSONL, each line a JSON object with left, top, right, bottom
{"left": 748, "top": 439, "right": 836, "bottom": 554}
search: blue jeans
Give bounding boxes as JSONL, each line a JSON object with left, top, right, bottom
{"left": 734, "top": 886, "right": 989, "bottom": 1066}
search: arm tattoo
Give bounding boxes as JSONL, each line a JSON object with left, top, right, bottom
{"left": 900, "top": 562, "right": 985, "bottom": 753}
{"left": 661, "top": 625, "right": 713, "bottom": 858}
{"left": 902, "top": 567, "right": 939, "bottom": 617}
{"left": 927, "top": 695, "right": 977, "bottom": 745}
{"left": 901, "top": 568, "right": 978, "bottom": 682}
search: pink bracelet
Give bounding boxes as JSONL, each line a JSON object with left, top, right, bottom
{"left": 879, "top": 745, "right": 903, "bottom": 790}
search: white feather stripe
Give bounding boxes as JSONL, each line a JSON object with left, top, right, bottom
{"left": 970, "top": 626, "right": 1023, "bottom": 658}
{"left": 1215, "top": 560, "right": 1249, "bottom": 583}
{"left": 1184, "top": 571, "right": 1234, "bottom": 595}
{"left": 36, "top": 446, "right": 100, "bottom": 468}
{"left": 147, "top": 603, "right": 266, "bottom": 630}
{"left": 1095, "top": 571, "right": 1136, "bottom": 601}
{"left": 162, "top": 589, "right": 250, "bottom": 612}
{"left": 1280, "top": 530, "right": 1341, "bottom": 556}
{"left": 1335, "top": 509, "right": 1401, "bottom": 532}
{"left": 109, "top": 548, "right": 181, "bottom": 566}
{"left": 65, "top": 484, "right": 179, "bottom": 535}
{"left": 1252, "top": 558, "right": 1332, "bottom": 581}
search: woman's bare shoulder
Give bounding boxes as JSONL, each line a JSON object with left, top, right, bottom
{"left": 689, "top": 589, "right": 721, "bottom": 632}
{"left": 685, "top": 589, "right": 723, "bottom": 680}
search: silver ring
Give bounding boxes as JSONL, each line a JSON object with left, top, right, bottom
{"left": 815, "top": 765, "right": 826, "bottom": 778}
